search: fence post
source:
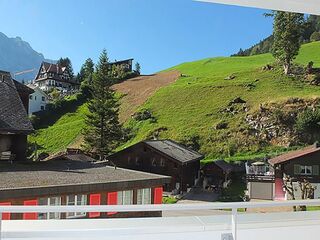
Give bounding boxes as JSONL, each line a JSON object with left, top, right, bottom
{"left": 231, "top": 207, "right": 237, "bottom": 240}
{"left": 0, "top": 212, "right": 2, "bottom": 240}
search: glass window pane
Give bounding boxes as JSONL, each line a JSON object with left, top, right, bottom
{"left": 137, "top": 189, "right": 143, "bottom": 205}
{"left": 117, "top": 191, "right": 123, "bottom": 205}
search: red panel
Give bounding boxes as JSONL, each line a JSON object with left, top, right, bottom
{"left": 154, "top": 187, "right": 163, "bottom": 204}
{"left": 107, "top": 192, "right": 117, "bottom": 215}
{"left": 0, "top": 202, "right": 11, "bottom": 220}
{"left": 274, "top": 178, "right": 286, "bottom": 200}
{"left": 89, "top": 194, "right": 101, "bottom": 218}
{"left": 23, "top": 200, "right": 38, "bottom": 220}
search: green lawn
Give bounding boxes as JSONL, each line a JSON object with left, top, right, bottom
{"left": 28, "top": 103, "right": 88, "bottom": 154}
{"left": 121, "top": 42, "right": 320, "bottom": 160}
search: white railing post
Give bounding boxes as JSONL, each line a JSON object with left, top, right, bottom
{"left": 0, "top": 212, "right": 2, "bottom": 240}
{"left": 231, "top": 207, "right": 237, "bottom": 240}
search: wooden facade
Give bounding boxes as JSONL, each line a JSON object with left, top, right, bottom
{"left": 108, "top": 141, "right": 203, "bottom": 192}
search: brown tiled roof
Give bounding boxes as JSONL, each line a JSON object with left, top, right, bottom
{"left": 268, "top": 144, "right": 320, "bottom": 165}
{"left": 0, "top": 70, "right": 34, "bottom": 134}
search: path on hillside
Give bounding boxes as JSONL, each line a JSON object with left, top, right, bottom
{"left": 113, "top": 70, "right": 181, "bottom": 122}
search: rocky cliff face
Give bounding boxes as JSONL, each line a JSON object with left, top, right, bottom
{"left": 0, "top": 32, "right": 54, "bottom": 82}
{"left": 245, "top": 98, "right": 320, "bottom": 147}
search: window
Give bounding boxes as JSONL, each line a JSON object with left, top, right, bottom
{"left": 34, "top": 96, "right": 37, "bottom": 101}
{"left": 41, "top": 106, "right": 45, "bottom": 110}
{"left": 152, "top": 158, "right": 157, "bottom": 167}
{"left": 66, "top": 194, "right": 87, "bottom": 218}
{"left": 137, "top": 188, "right": 151, "bottom": 205}
{"left": 160, "top": 158, "right": 165, "bottom": 167}
{"left": 300, "top": 165, "right": 312, "bottom": 175}
{"left": 135, "top": 157, "right": 141, "bottom": 166}
{"left": 117, "top": 190, "right": 133, "bottom": 205}
{"left": 42, "top": 96, "right": 45, "bottom": 101}
{"left": 38, "top": 197, "right": 61, "bottom": 220}
{"left": 29, "top": 95, "right": 33, "bottom": 100}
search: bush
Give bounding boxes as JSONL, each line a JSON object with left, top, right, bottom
{"left": 295, "top": 108, "right": 320, "bottom": 133}
{"left": 162, "top": 196, "right": 178, "bottom": 204}
{"left": 310, "top": 32, "right": 320, "bottom": 42}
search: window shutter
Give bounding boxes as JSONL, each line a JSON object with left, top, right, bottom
{"left": 107, "top": 192, "right": 118, "bottom": 215}
{"left": 313, "top": 165, "right": 319, "bottom": 175}
{"left": 23, "top": 199, "right": 38, "bottom": 220}
{"left": 154, "top": 187, "right": 163, "bottom": 204}
{"left": 89, "top": 194, "right": 101, "bottom": 218}
{"left": 294, "top": 164, "right": 300, "bottom": 175}
{"left": 0, "top": 202, "right": 11, "bottom": 220}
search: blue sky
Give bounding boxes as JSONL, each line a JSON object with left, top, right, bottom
{"left": 0, "top": 0, "right": 273, "bottom": 74}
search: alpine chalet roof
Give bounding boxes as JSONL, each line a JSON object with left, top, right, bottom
{"left": 269, "top": 144, "right": 320, "bottom": 165}
{"left": 0, "top": 70, "right": 34, "bottom": 134}
{"left": 144, "top": 140, "right": 204, "bottom": 164}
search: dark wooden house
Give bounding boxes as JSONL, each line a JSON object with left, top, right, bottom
{"left": 201, "top": 160, "right": 234, "bottom": 190}
{"left": 108, "top": 140, "right": 204, "bottom": 192}
{"left": 0, "top": 70, "right": 34, "bottom": 161}
{"left": 269, "top": 143, "right": 320, "bottom": 200}
{"left": 109, "top": 58, "right": 134, "bottom": 72}
{"left": 247, "top": 143, "right": 320, "bottom": 200}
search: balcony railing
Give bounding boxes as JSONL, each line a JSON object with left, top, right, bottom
{"left": 1, "top": 200, "right": 320, "bottom": 240}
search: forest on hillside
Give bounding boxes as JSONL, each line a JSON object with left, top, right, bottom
{"left": 233, "top": 15, "right": 320, "bottom": 57}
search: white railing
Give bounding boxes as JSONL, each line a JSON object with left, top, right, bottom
{"left": 1, "top": 199, "right": 320, "bottom": 240}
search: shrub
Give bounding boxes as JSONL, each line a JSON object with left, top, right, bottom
{"left": 295, "top": 108, "right": 320, "bottom": 133}
{"left": 310, "top": 32, "right": 320, "bottom": 42}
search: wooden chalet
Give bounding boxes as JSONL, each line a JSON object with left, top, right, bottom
{"left": 34, "top": 62, "right": 79, "bottom": 91}
{"left": 108, "top": 140, "right": 204, "bottom": 192}
{"left": 247, "top": 143, "right": 320, "bottom": 200}
{"left": 109, "top": 58, "right": 134, "bottom": 72}
{"left": 0, "top": 70, "right": 34, "bottom": 162}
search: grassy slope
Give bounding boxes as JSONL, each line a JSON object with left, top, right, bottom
{"left": 122, "top": 42, "right": 320, "bottom": 160}
{"left": 30, "top": 42, "right": 320, "bottom": 156}
{"left": 28, "top": 103, "right": 88, "bottom": 154}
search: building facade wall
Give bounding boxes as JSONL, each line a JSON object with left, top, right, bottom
{"left": 109, "top": 143, "right": 199, "bottom": 191}
{"left": 28, "top": 89, "right": 48, "bottom": 115}
{"left": 0, "top": 186, "right": 163, "bottom": 220}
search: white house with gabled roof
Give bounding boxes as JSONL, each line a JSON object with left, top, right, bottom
{"left": 27, "top": 84, "right": 49, "bottom": 116}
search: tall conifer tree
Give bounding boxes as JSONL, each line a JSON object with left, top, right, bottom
{"left": 83, "top": 50, "right": 122, "bottom": 157}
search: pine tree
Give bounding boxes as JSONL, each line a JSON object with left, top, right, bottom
{"left": 271, "top": 11, "right": 304, "bottom": 74}
{"left": 83, "top": 50, "right": 122, "bottom": 157}
{"left": 135, "top": 62, "right": 141, "bottom": 75}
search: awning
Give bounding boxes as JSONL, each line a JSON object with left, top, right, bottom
{"left": 198, "top": 0, "right": 320, "bottom": 15}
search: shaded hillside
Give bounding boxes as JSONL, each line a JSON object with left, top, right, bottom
{"left": 0, "top": 32, "right": 54, "bottom": 82}
{"left": 122, "top": 42, "right": 320, "bottom": 160}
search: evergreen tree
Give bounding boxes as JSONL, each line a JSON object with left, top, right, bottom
{"left": 135, "top": 62, "right": 141, "bottom": 75}
{"left": 271, "top": 11, "right": 304, "bottom": 74}
{"left": 83, "top": 50, "right": 122, "bottom": 157}
{"left": 57, "top": 57, "right": 74, "bottom": 80}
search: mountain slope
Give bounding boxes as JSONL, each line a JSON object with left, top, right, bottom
{"left": 122, "top": 42, "right": 320, "bottom": 160}
{"left": 0, "top": 32, "right": 54, "bottom": 81}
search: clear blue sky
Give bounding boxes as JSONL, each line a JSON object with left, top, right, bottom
{"left": 0, "top": 0, "right": 273, "bottom": 74}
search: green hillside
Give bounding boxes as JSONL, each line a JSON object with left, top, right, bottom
{"left": 29, "top": 103, "right": 88, "bottom": 154}
{"left": 30, "top": 42, "right": 320, "bottom": 159}
{"left": 122, "top": 42, "right": 320, "bottom": 161}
